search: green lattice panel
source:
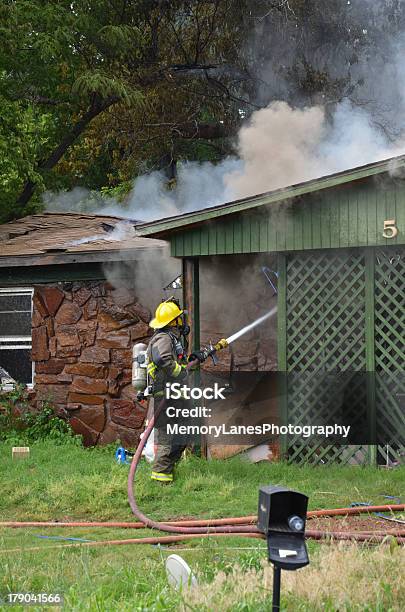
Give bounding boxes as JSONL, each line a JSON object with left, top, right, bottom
{"left": 285, "top": 250, "right": 368, "bottom": 465}
{"left": 375, "top": 248, "right": 405, "bottom": 466}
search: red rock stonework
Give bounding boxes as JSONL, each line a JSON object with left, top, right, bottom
{"left": 32, "top": 281, "right": 152, "bottom": 447}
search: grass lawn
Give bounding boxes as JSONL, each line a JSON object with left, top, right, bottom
{"left": 0, "top": 441, "right": 404, "bottom": 611}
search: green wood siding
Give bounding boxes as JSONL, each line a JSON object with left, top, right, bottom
{"left": 171, "top": 180, "right": 405, "bottom": 257}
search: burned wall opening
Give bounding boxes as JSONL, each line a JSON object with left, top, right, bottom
{"left": 199, "top": 254, "right": 278, "bottom": 373}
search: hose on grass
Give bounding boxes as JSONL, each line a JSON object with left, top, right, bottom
{"left": 125, "top": 395, "right": 405, "bottom": 544}
{"left": 3, "top": 393, "right": 405, "bottom": 540}
{"left": 2, "top": 531, "right": 405, "bottom": 555}
{"left": 367, "top": 496, "right": 405, "bottom": 525}
{"left": 127, "top": 399, "right": 259, "bottom": 534}
{"left": 2, "top": 505, "right": 405, "bottom": 530}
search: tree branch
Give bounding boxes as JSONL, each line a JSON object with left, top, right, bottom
{"left": 12, "top": 94, "right": 62, "bottom": 106}
{"left": 144, "top": 120, "right": 234, "bottom": 139}
{"left": 15, "top": 96, "right": 120, "bottom": 214}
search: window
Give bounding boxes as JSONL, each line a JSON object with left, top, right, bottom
{"left": 0, "top": 288, "right": 33, "bottom": 388}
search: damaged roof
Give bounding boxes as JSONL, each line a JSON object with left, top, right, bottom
{"left": 0, "top": 212, "right": 166, "bottom": 267}
{"left": 136, "top": 153, "right": 405, "bottom": 237}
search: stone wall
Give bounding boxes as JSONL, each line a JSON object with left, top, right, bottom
{"left": 32, "top": 281, "right": 152, "bottom": 446}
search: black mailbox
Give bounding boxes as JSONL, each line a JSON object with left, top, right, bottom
{"left": 257, "top": 485, "right": 309, "bottom": 570}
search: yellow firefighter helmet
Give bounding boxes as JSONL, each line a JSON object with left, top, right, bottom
{"left": 149, "top": 300, "right": 183, "bottom": 329}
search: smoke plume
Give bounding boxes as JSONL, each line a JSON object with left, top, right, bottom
{"left": 119, "top": 96, "right": 405, "bottom": 219}
{"left": 116, "top": 158, "right": 240, "bottom": 220}
{"left": 224, "top": 99, "right": 404, "bottom": 200}
{"left": 48, "top": 94, "right": 405, "bottom": 222}
{"left": 103, "top": 245, "right": 181, "bottom": 313}
{"left": 44, "top": 10, "right": 405, "bottom": 222}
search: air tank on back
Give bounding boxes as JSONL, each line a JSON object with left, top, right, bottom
{"left": 132, "top": 343, "right": 148, "bottom": 391}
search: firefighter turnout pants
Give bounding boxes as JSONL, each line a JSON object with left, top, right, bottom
{"left": 151, "top": 397, "right": 187, "bottom": 483}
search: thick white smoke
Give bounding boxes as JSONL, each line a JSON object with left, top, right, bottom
{"left": 121, "top": 97, "right": 405, "bottom": 218}
{"left": 45, "top": 96, "right": 405, "bottom": 222}
{"left": 225, "top": 103, "right": 327, "bottom": 198}
{"left": 101, "top": 158, "right": 241, "bottom": 220}
{"left": 224, "top": 99, "right": 404, "bottom": 200}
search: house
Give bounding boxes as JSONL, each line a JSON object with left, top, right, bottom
{"left": 0, "top": 212, "right": 167, "bottom": 446}
{"left": 136, "top": 154, "right": 405, "bottom": 466}
{"left": 2, "top": 154, "right": 404, "bottom": 462}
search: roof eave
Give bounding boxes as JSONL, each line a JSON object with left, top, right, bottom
{"left": 0, "top": 245, "right": 166, "bottom": 269}
{"left": 136, "top": 154, "right": 405, "bottom": 237}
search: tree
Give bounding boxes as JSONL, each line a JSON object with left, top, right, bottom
{"left": 0, "top": 0, "right": 252, "bottom": 219}
{"left": 0, "top": 96, "right": 54, "bottom": 221}
{"left": 0, "top": 0, "right": 145, "bottom": 219}
{"left": 1, "top": 0, "right": 404, "bottom": 221}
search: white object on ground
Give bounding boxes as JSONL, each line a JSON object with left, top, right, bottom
{"left": 12, "top": 447, "right": 30, "bottom": 459}
{"left": 166, "top": 554, "right": 198, "bottom": 589}
{"left": 244, "top": 443, "right": 274, "bottom": 463}
{"left": 140, "top": 425, "right": 155, "bottom": 463}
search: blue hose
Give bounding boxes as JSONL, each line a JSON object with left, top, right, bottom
{"left": 350, "top": 496, "right": 405, "bottom": 524}
{"left": 34, "top": 535, "right": 92, "bottom": 542}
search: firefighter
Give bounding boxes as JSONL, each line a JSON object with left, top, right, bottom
{"left": 146, "top": 298, "right": 203, "bottom": 483}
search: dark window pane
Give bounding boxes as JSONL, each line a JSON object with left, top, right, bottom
{"left": 0, "top": 312, "right": 32, "bottom": 336}
{"left": 0, "top": 349, "right": 32, "bottom": 384}
{"left": 0, "top": 294, "right": 32, "bottom": 312}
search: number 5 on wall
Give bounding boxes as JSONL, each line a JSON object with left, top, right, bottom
{"left": 382, "top": 219, "right": 398, "bottom": 239}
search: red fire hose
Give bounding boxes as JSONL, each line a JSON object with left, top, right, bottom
{"left": 127, "top": 398, "right": 257, "bottom": 534}
{"left": 2, "top": 505, "right": 405, "bottom": 531}
{"left": 126, "top": 395, "right": 405, "bottom": 542}
{"left": 1, "top": 508, "right": 405, "bottom": 531}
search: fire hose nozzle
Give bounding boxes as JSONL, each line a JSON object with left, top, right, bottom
{"left": 214, "top": 338, "right": 228, "bottom": 352}
{"left": 207, "top": 338, "right": 228, "bottom": 366}
{"left": 199, "top": 338, "right": 228, "bottom": 366}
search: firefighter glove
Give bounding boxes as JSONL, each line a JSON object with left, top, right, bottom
{"left": 189, "top": 350, "right": 207, "bottom": 363}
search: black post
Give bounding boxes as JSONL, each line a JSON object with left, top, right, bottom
{"left": 272, "top": 565, "right": 281, "bottom": 611}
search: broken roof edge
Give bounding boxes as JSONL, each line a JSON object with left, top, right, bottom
{"left": 31, "top": 211, "right": 140, "bottom": 222}
{"left": 0, "top": 212, "right": 168, "bottom": 263}
{"left": 135, "top": 153, "right": 405, "bottom": 237}
{"left": 0, "top": 243, "right": 167, "bottom": 269}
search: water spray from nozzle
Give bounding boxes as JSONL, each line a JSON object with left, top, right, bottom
{"left": 225, "top": 306, "right": 277, "bottom": 345}
{"left": 201, "top": 306, "right": 278, "bottom": 364}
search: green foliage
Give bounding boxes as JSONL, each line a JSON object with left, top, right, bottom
{"left": 100, "top": 180, "right": 133, "bottom": 202}
{"left": 0, "top": 385, "right": 80, "bottom": 445}
{"left": 0, "top": 384, "right": 28, "bottom": 433}
{"left": 71, "top": 71, "right": 142, "bottom": 107}
{"left": 0, "top": 97, "right": 53, "bottom": 221}
{"left": 0, "top": 0, "right": 146, "bottom": 218}
{"left": 20, "top": 406, "right": 80, "bottom": 445}
{"left": 97, "top": 24, "right": 143, "bottom": 53}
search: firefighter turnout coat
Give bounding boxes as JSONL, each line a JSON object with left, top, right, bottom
{"left": 146, "top": 328, "right": 188, "bottom": 481}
